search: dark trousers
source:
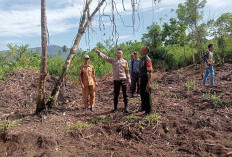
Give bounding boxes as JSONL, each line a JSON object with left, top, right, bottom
{"left": 114, "top": 80, "right": 128, "bottom": 109}
{"left": 140, "top": 75, "right": 152, "bottom": 113}
{"left": 131, "top": 73, "right": 140, "bottom": 95}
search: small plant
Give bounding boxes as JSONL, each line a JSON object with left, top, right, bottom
{"left": 126, "top": 114, "right": 140, "bottom": 120}
{"left": 0, "top": 120, "right": 21, "bottom": 133}
{"left": 144, "top": 113, "right": 161, "bottom": 127}
{"left": 0, "top": 121, "right": 10, "bottom": 134}
{"left": 184, "top": 80, "right": 198, "bottom": 91}
{"left": 202, "top": 92, "right": 225, "bottom": 107}
{"left": 0, "top": 120, "right": 21, "bottom": 141}
{"left": 67, "top": 122, "right": 91, "bottom": 135}
{"left": 87, "top": 116, "right": 112, "bottom": 124}
{"left": 128, "top": 98, "right": 140, "bottom": 104}
{"left": 152, "top": 81, "right": 159, "bottom": 89}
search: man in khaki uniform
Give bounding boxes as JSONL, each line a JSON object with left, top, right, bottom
{"left": 79, "top": 55, "right": 97, "bottom": 112}
{"left": 94, "top": 48, "right": 131, "bottom": 113}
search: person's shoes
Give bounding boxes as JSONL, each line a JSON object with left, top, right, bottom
{"left": 137, "top": 94, "right": 140, "bottom": 97}
{"left": 112, "top": 109, "right": 117, "bottom": 113}
{"left": 124, "top": 106, "right": 129, "bottom": 113}
{"left": 84, "top": 107, "right": 88, "bottom": 111}
{"left": 138, "top": 108, "right": 145, "bottom": 112}
{"left": 90, "top": 107, "right": 94, "bottom": 112}
{"left": 141, "top": 112, "right": 151, "bottom": 116}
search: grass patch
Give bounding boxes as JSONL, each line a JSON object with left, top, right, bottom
{"left": 184, "top": 79, "right": 198, "bottom": 91}
{"left": 128, "top": 98, "right": 140, "bottom": 104}
{"left": 126, "top": 114, "right": 140, "bottom": 120}
{"left": 202, "top": 92, "right": 227, "bottom": 108}
{"left": 0, "top": 120, "right": 22, "bottom": 134}
{"left": 87, "top": 116, "right": 113, "bottom": 124}
{"left": 152, "top": 81, "right": 159, "bottom": 89}
{"left": 67, "top": 122, "right": 91, "bottom": 135}
{"left": 144, "top": 113, "right": 161, "bottom": 127}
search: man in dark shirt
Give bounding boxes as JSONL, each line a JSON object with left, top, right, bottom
{"left": 139, "top": 46, "right": 153, "bottom": 114}
{"left": 130, "top": 52, "right": 140, "bottom": 98}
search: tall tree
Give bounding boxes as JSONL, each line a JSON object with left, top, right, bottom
{"left": 177, "top": 0, "right": 207, "bottom": 71}
{"left": 62, "top": 45, "right": 68, "bottom": 52}
{"left": 46, "top": 0, "right": 106, "bottom": 108}
{"left": 213, "top": 13, "right": 232, "bottom": 64}
{"left": 36, "top": 0, "right": 48, "bottom": 114}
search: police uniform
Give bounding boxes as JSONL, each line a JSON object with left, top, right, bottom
{"left": 139, "top": 55, "right": 153, "bottom": 114}
{"left": 79, "top": 63, "right": 96, "bottom": 108}
{"left": 98, "top": 52, "right": 131, "bottom": 112}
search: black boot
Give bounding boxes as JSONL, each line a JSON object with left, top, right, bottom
{"left": 124, "top": 104, "right": 129, "bottom": 113}
{"left": 112, "top": 104, "right": 118, "bottom": 113}
{"left": 90, "top": 107, "right": 94, "bottom": 112}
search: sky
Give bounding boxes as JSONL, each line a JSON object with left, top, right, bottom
{"left": 0, "top": 0, "right": 231, "bottom": 51}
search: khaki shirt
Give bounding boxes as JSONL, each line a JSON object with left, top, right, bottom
{"left": 79, "top": 65, "right": 95, "bottom": 86}
{"left": 99, "top": 52, "right": 131, "bottom": 83}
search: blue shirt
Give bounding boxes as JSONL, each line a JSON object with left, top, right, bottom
{"left": 132, "top": 59, "right": 140, "bottom": 73}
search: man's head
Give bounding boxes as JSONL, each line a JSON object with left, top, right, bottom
{"left": 116, "top": 49, "right": 123, "bottom": 59}
{"left": 134, "top": 51, "right": 139, "bottom": 60}
{"left": 208, "top": 44, "right": 214, "bottom": 52}
{"left": 84, "top": 55, "right": 89, "bottom": 64}
{"left": 131, "top": 53, "right": 134, "bottom": 60}
{"left": 140, "top": 45, "right": 150, "bottom": 56}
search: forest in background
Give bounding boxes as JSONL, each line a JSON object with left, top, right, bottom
{"left": 0, "top": 0, "right": 231, "bottom": 82}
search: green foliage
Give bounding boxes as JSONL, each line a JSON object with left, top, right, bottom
{"left": 128, "top": 98, "right": 140, "bottom": 104}
{"left": 144, "top": 113, "right": 161, "bottom": 127}
{"left": 126, "top": 115, "right": 140, "bottom": 120}
{"left": 87, "top": 116, "right": 113, "bottom": 124}
{"left": 0, "top": 120, "right": 21, "bottom": 134}
{"left": 203, "top": 92, "right": 226, "bottom": 108}
{"left": 67, "top": 122, "right": 91, "bottom": 135}
{"left": 184, "top": 80, "right": 198, "bottom": 91}
{"left": 152, "top": 81, "right": 159, "bottom": 89}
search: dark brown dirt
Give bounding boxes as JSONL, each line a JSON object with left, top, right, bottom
{"left": 0, "top": 64, "right": 232, "bottom": 157}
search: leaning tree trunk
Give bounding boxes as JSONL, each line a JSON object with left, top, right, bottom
{"left": 36, "top": 0, "right": 48, "bottom": 114}
{"left": 46, "top": 0, "right": 106, "bottom": 109}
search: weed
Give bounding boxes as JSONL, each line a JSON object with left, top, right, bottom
{"left": 202, "top": 92, "right": 226, "bottom": 107}
{"left": 126, "top": 115, "right": 140, "bottom": 120}
{"left": 144, "top": 113, "right": 161, "bottom": 127}
{"left": 67, "top": 122, "right": 91, "bottom": 135}
{"left": 152, "top": 81, "right": 159, "bottom": 89}
{"left": 87, "top": 116, "right": 112, "bottom": 124}
{"left": 184, "top": 80, "right": 198, "bottom": 91}
{"left": 128, "top": 98, "right": 140, "bottom": 104}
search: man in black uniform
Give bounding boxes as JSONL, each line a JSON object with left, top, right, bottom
{"left": 139, "top": 46, "right": 153, "bottom": 114}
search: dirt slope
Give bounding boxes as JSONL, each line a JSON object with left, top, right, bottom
{"left": 0, "top": 64, "right": 232, "bottom": 157}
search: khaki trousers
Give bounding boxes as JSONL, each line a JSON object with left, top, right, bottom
{"left": 82, "top": 85, "right": 95, "bottom": 107}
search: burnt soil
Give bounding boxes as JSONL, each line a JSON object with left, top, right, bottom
{"left": 0, "top": 64, "right": 232, "bottom": 157}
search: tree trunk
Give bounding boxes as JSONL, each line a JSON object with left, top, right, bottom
{"left": 191, "top": 31, "right": 195, "bottom": 64}
{"left": 36, "top": 0, "right": 47, "bottom": 114}
{"left": 46, "top": 0, "right": 106, "bottom": 108}
{"left": 194, "top": 23, "right": 204, "bottom": 78}
{"left": 184, "top": 41, "right": 186, "bottom": 66}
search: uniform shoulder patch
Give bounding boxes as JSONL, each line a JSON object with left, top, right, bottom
{"left": 146, "top": 60, "right": 153, "bottom": 72}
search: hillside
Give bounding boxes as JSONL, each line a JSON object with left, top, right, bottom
{"left": 0, "top": 64, "right": 232, "bottom": 157}
{"left": 0, "top": 45, "right": 70, "bottom": 59}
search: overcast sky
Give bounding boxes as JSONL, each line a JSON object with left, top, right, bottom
{"left": 0, "top": 0, "right": 231, "bottom": 51}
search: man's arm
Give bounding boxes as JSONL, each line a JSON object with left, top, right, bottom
{"left": 125, "top": 62, "right": 131, "bottom": 85}
{"left": 92, "top": 66, "right": 98, "bottom": 86}
{"left": 78, "top": 67, "right": 84, "bottom": 89}
{"left": 146, "top": 60, "right": 153, "bottom": 90}
{"left": 95, "top": 48, "right": 114, "bottom": 63}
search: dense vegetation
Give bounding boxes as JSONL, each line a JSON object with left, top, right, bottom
{"left": 0, "top": 0, "right": 231, "bottom": 82}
